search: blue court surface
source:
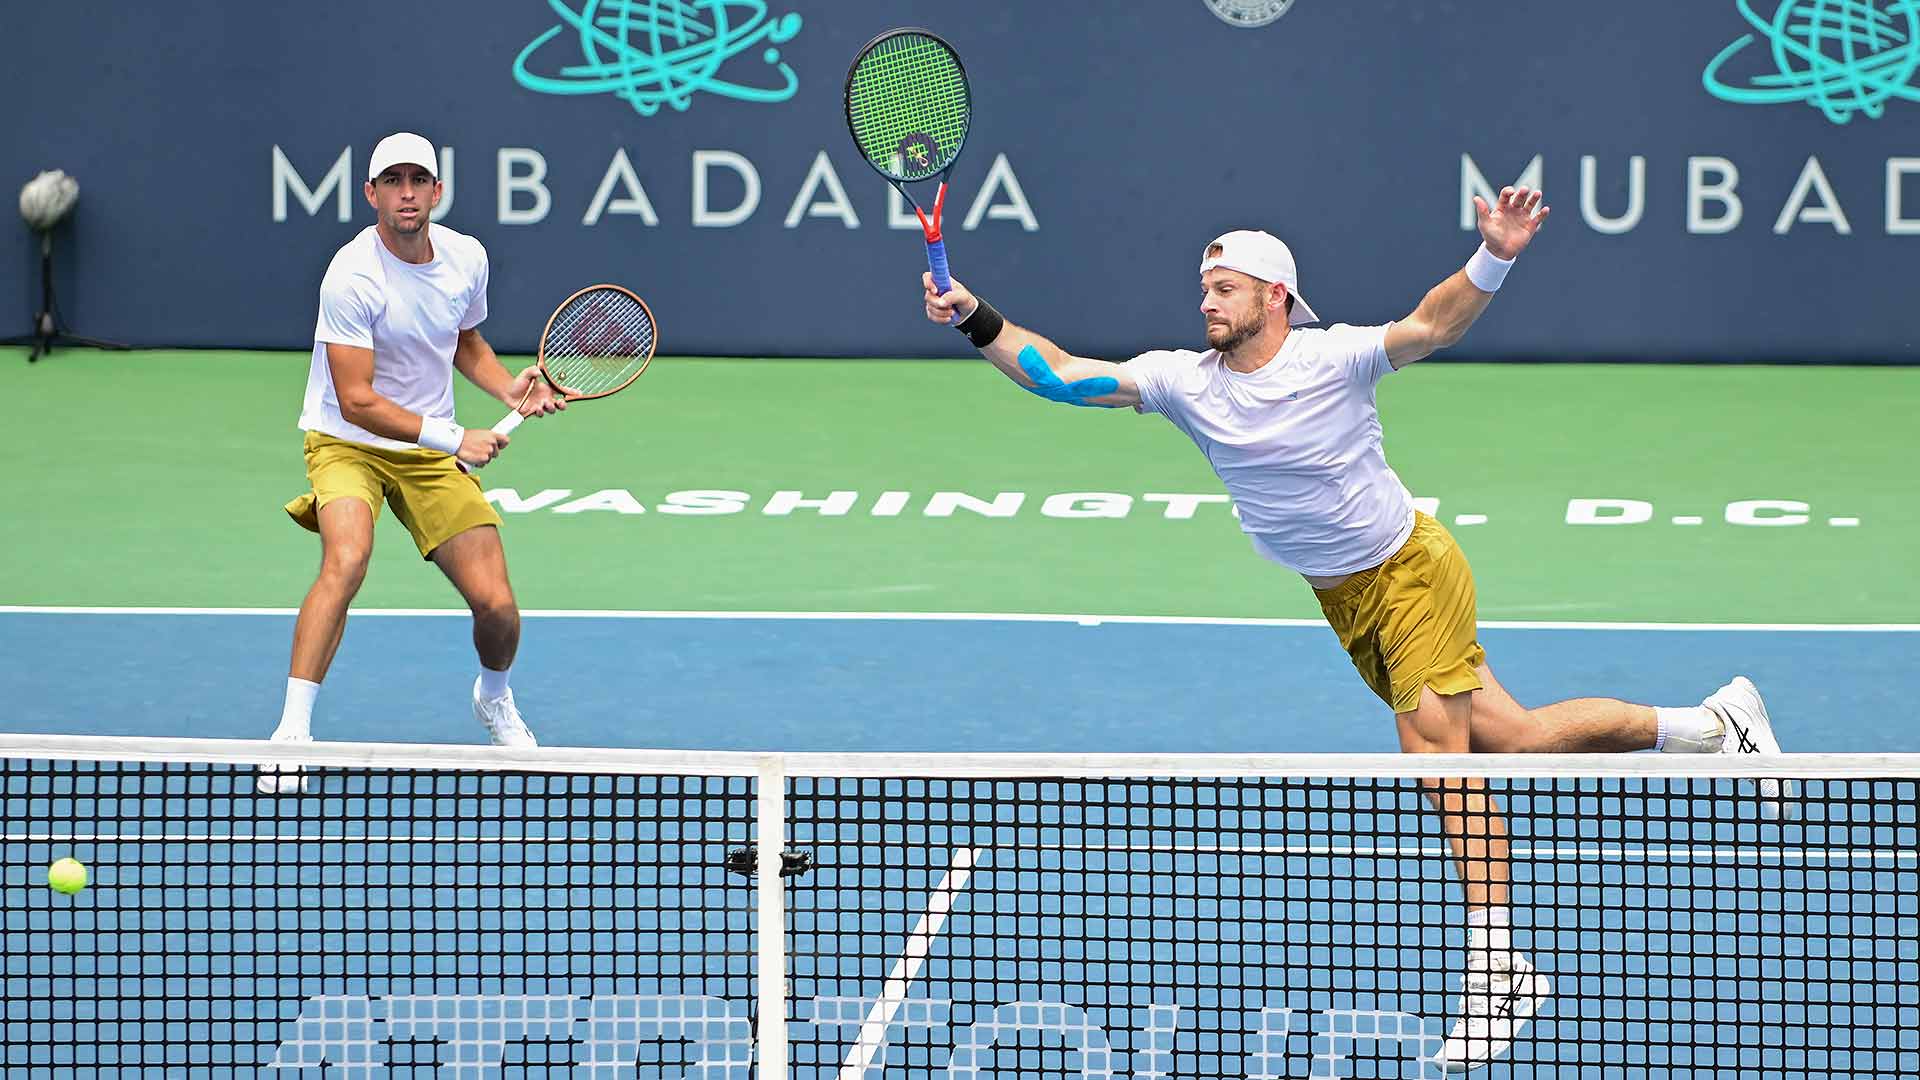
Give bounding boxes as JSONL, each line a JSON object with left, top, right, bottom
{"left": 3, "top": 613, "right": 1917, "bottom": 1077}
{"left": 0, "top": 611, "right": 1913, "bottom": 752}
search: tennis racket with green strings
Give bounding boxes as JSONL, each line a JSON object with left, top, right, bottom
{"left": 844, "top": 28, "right": 972, "bottom": 322}
{"left": 460, "top": 284, "right": 656, "bottom": 471}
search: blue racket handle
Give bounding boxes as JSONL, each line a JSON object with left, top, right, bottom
{"left": 926, "top": 238, "right": 959, "bottom": 325}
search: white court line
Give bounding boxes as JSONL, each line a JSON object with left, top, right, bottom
{"left": 839, "top": 847, "right": 980, "bottom": 1080}
{"left": 2, "top": 606, "right": 1916, "bottom": 632}
{"left": 1038, "top": 842, "right": 1920, "bottom": 861}
{"left": 5, "top": 835, "right": 1911, "bottom": 862}
{"left": 2, "top": 833, "right": 654, "bottom": 843}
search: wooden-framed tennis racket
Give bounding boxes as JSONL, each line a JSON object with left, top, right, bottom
{"left": 461, "top": 284, "right": 655, "bottom": 471}
{"left": 844, "top": 28, "right": 972, "bottom": 323}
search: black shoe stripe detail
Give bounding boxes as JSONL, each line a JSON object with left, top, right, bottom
{"left": 1492, "top": 980, "right": 1521, "bottom": 1021}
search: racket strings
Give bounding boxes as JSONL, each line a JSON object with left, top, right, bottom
{"left": 848, "top": 35, "right": 968, "bottom": 182}
{"left": 542, "top": 291, "right": 655, "bottom": 397}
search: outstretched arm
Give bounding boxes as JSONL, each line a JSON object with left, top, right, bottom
{"left": 923, "top": 272, "right": 1142, "bottom": 409}
{"left": 1385, "top": 185, "right": 1550, "bottom": 369}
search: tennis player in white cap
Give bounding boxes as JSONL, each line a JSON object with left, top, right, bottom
{"left": 918, "top": 185, "right": 1785, "bottom": 1071}
{"left": 261, "top": 131, "right": 575, "bottom": 793}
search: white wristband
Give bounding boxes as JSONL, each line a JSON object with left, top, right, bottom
{"left": 1465, "top": 243, "right": 1514, "bottom": 293}
{"left": 417, "top": 416, "right": 464, "bottom": 455}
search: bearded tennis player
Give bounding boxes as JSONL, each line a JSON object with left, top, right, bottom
{"left": 916, "top": 185, "right": 1787, "bottom": 1072}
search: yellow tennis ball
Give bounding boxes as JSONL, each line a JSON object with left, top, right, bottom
{"left": 47, "top": 857, "right": 87, "bottom": 894}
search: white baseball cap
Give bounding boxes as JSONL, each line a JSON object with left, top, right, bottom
{"left": 368, "top": 132, "right": 439, "bottom": 181}
{"left": 1199, "top": 230, "right": 1320, "bottom": 326}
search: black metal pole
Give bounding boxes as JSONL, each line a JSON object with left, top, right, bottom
{"left": 4, "top": 227, "right": 129, "bottom": 361}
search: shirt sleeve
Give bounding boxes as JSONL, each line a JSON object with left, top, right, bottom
{"left": 313, "top": 266, "right": 380, "bottom": 350}
{"left": 1126, "top": 349, "right": 1184, "bottom": 416}
{"left": 1329, "top": 323, "right": 1393, "bottom": 385}
{"left": 459, "top": 243, "right": 490, "bottom": 331}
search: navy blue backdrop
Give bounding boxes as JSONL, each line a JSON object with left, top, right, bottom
{"left": 6, "top": 1, "right": 1918, "bottom": 360}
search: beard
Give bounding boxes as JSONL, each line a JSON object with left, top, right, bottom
{"left": 1206, "top": 305, "right": 1268, "bottom": 353}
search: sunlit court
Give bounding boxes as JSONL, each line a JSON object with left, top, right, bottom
{"left": 4, "top": 3, "right": 1918, "bottom": 1077}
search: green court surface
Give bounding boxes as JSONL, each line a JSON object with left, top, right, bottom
{"left": 3, "top": 347, "right": 1914, "bottom": 623}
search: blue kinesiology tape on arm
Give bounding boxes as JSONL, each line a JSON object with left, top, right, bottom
{"left": 1016, "top": 344, "right": 1119, "bottom": 407}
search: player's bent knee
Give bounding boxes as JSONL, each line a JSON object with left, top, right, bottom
{"left": 1479, "top": 717, "right": 1546, "bottom": 754}
{"left": 1467, "top": 695, "right": 1546, "bottom": 753}
{"left": 319, "top": 547, "right": 372, "bottom": 584}
{"left": 471, "top": 595, "right": 518, "bottom": 624}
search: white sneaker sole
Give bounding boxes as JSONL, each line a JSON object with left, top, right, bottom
{"left": 1439, "top": 970, "right": 1551, "bottom": 1073}
{"left": 473, "top": 679, "right": 537, "bottom": 748}
{"left": 255, "top": 765, "right": 309, "bottom": 795}
{"left": 257, "top": 731, "right": 313, "bottom": 795}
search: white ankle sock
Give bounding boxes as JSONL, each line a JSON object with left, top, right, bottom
{"left": 479, "top": 665, "right": 511, "bottom": 701}
{"left": 277, "top": 678, "right": 319, "bottom": 738}
{"left": 1467, "top": 906, "right": 1514, "bottom": 967}
{"left": 1654, "top": 705, "right": 1722, "bottom": 753}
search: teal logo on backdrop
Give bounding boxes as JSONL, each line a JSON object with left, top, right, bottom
{"left": 1703, "top": 0, "right": 1920, "bottom": 124}
{"left": 514, "top": 0, "right": 803, "bottom": 116}
{"left": 1203, "top": 0, "right": 1296, "bottom": 28}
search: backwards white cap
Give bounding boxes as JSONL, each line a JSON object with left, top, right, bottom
{"left": 1199, "top": 230, "right": 1320, "bottom": 326}
{"left": 368, "top": 132, "right": 439, "bottom": 181}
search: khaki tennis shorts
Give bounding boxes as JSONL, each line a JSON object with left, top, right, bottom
{"left": 283, "top": 432, "right": 501, "bottom": 558}
{"left": 1314, "top": 511, "right": 1486, "bottom": 714}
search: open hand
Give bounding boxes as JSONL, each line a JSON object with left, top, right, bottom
{"left": 1474, "top": 186, "right": 1550, "bottom": 260}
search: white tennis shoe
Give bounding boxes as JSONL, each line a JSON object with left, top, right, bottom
{"left": 1705, "top": 675, "right": 1791, "bottom": 814}
{"left": 256, "top": 729, "right": 311, "bottom": 795}
{"left": 474, "top": 678, "right": 537, "bottom": 748}
{"left": 1438, "top": 954, "right": 1551, "bottom": 1073}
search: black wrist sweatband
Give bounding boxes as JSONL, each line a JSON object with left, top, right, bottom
{"left": 955, "top": 296, "right": 1006, "bottom": 349}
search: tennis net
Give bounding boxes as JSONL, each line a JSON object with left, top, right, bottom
{"left": 2, "top": 734, "right": 1916, "bottom": 1078}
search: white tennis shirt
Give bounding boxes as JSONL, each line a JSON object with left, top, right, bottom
{"left": 1130, "top": 323, "right": 1417, "bottom": 577}
{"left": 298, "top": 224, "right": 490, "bottom": 450}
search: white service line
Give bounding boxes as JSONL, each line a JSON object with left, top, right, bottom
{"left": 836, "top": 847, "right": 983, "bottom": 1080}
{"left": 1, "top": 606, "right": 1916, "bottom": 632}
{"left": 7, "top": 836, "right": 1908, "bottom": 862}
